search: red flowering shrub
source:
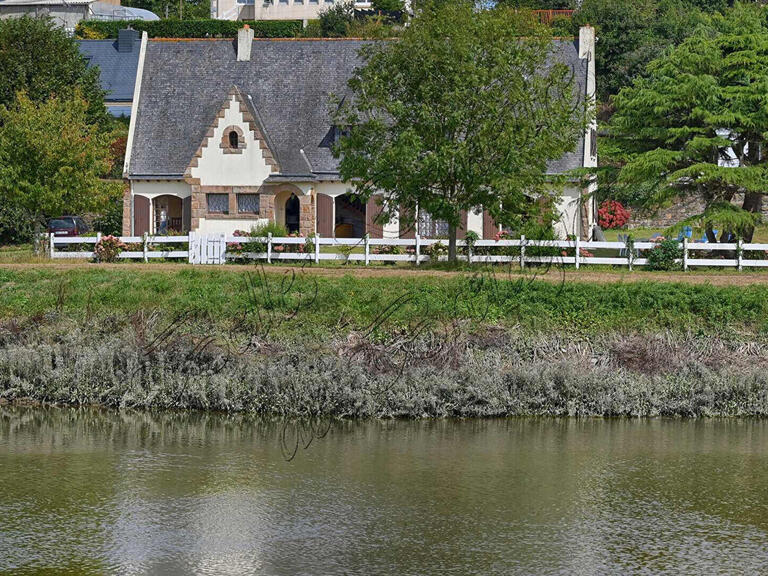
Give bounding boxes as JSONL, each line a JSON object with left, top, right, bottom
{"left": 598, "top": 200, "right": 631, "bottom": 229}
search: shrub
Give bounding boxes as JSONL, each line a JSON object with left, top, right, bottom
{"left": 93, "top": 235, "right": 126, "bottom": 263}
{"left": 645, "top": 238, "right": 682, "bottom": 271}
{"left": 372, "top": 0, "right": 404, "bottom": 11}
{"left": 319, "top": 2, "right": 354, "bottom": 37}
{"left": 426, "top": 240, "right": 448, "bottom": 261}
{"left": 75, "top": 19, "right": 302, "bottom": 40}
{"left": 598, "top": 199, "right": 631, "bottom": 229}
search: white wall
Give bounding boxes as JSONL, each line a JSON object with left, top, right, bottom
{"left": 467, "top": 208, "right": 482, "bottom": 236}
{"left": 554, "top": 186, "right": 583, "bottom": 240}
{"left": 197, "top": 217, "right": 267, "bottom": 236}
{"left": 191, "top": 95, "right": 273, "bottom": 187}
{"left": 132, "top": 180, "right": 191, "bottom": 199}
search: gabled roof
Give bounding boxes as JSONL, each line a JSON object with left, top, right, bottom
{"left": 128, "top": 38, "right": 588, "bottom": 180}
{"left": 77, "top": 32, "right": 141, "bottom": 102}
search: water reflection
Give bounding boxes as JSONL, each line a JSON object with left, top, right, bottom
{"left": 1, "top": 407, "right": 767, "bottom": 575}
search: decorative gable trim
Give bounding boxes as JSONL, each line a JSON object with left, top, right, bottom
{"left": 183, "top": 85, "right": 280, "bottom": 183}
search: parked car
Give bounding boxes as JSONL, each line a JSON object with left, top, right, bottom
{"left": 47, "top": 216, "right": 90, "bottom": 237}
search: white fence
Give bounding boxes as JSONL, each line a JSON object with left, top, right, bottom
{"left": 47, "top": 233, "right": 768, "bottom": 270}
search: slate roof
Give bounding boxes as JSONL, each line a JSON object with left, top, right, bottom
{"left": 128, "top": 38, "right": 588, "bottom": 180}
{"left": 78, "top": 32, "right": 141, "bottom": 103}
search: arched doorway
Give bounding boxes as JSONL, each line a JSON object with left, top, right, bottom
{"left": 285, "top": 193, "right": 300, "bottom": 233}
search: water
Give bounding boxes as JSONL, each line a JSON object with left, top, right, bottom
{"left": 1, "top": 407, "right": 767, "bottom": 575}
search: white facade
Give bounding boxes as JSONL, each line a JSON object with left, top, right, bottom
{"left": 211, "top": 0, "right": 372, "bottom": 22}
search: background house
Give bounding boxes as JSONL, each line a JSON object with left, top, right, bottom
{"left": 78, "top": 28, "right": 142, "bottom": 117}
{"left": 123, "top": 27, "right": 596, "bottom": 240}
{"left": 211, "top": 0, "right": 372, "bottom": 23}
{"left": 0, "top": 0, "right": 99, "bottom": 33}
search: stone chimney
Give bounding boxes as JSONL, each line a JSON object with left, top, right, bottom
{"left": 578, "top": 25, "right": 595, "bottom": 60}
{"left": 237, "top": 25, "right": 254, "bottom": 62}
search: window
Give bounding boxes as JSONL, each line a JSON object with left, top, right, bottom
{"left": 228, "top": 130, "right": 239, "bottom": 149}
{"left": 237, "top": 0, "right": 255, "bottom": 4}
{"left": 238, "top": 194, "right": 260, "bottom": 214}
{"left": 418, "top": 212, "right": 448, "bottom": 238}
{"left": 207, "top": 193, "right": 229, "bottom": 214}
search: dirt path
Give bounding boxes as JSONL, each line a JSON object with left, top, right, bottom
{"left": 4, "top": 260, "right": 768, "bottom": 287}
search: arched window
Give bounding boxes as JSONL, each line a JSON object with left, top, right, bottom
{"left": 228, "top": 130, "right": 239, "bottom": 150}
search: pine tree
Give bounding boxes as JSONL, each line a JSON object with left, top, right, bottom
{"left": 610, "top": 3, "right": 768, "bottom": 241}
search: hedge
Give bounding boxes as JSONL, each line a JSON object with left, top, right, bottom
{"left": 76, "top": 19, "right": 303, "bottom": 39}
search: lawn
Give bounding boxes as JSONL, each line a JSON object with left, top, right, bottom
{"left": 2, "top": 264, "right": 768, "bottom": 337}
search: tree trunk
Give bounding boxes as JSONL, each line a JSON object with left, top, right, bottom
{"left": 448, "top": 223, "right": 457, "bottom": 263}
{"left": 742, "top": 192, "right": 763, "bottom": 243}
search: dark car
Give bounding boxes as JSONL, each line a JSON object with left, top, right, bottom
{"left": 48, "top": 216, "right": 90, "bottom": 237}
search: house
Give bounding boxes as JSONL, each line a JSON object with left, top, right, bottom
{"left": 0, "top": 0, "right": 98, "bottom": 33}
{"left": 123, "top": 27, "right": 596, "bottom": 240}
{"left": 78, "top": 29, "right": 142, "bottom": 117}
{"left": 211, "top": 0, "right": 373, "bottom": 24}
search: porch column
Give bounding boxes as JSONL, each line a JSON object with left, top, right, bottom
{"left": 299, "top": 193, "right": 315, "bottom": 238}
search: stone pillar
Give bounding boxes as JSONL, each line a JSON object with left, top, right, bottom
{"left": 188, "top": 179, "right": 204, "bottom": 231}
{"left": 299, "top": 193, "right": 315, "bottom": 238}
{"left": 260, "top": 191, "right": 275, "bottom": 222}
{"left": 122, "top": 184, "right": 131, "bottom": 236}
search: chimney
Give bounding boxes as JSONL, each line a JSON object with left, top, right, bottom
{"left": 117, "top": 28, "right": 140, "bottom": 53}
{"left": 237, "top": 25, "right": 254, "bottom": 62}
{"left": 578, "top": 25, "right": 595, "bottom": 60}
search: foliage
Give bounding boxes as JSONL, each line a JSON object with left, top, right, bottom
{"left": 252, "top": 221, "right": 289, "bottom": 238}
{"left": 671, "top": 202, "right": 761, "bottom": 242}
{"left": 93, "top": 185, "right": 128, "bottom": 236}
{"left": 318, "top": 1, "right": 355, "bottom": 37}
{"left": 0, "top": 204, "right": 40, "bottom": 245}
{"left": 333, "top": 0, "right": 590, "bottom": 261}
{"left": 0, "top": 17, "right": 108, "bottom": 128}
{"left": 645, "top": 238, "right": 683, "bottom": 270}
{"left": 76, "top": 19, "right": 303, "bottom": 39}
{"left": 93, "top": 235, "right": 127, "bottom": 263}
{"left": 571, "top": 0, "right": 713, "bottom": 102}
{"left": 464, "top": 230, "right": 479, "bottom": 255}
{"left": 371, "top": 0, "right": 405, "bottom": 11}
{"left": 426, "top": 241, "right": 448, "bottom": 261}
{"left": 611, "top": 4, "right": 768, "bottom": 241}
{"left": 597, "top": 199, "right": 631, "bottom": 229}
{"left": 0, "top": 92, "right": 117, "bottom": 242}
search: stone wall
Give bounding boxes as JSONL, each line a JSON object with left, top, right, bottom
{"left": 628, "top": 193, "right": 768, "bottom": 229}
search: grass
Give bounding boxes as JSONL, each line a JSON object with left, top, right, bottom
{"left": 3, "top": 265, "right": 768, "bottom": 337}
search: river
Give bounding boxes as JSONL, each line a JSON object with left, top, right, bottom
{"left": 0, "top": 407, "right": 767, "bottom": 575}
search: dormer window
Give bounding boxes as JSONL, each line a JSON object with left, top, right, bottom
{"left": 220, "top": 125, "right": 245, "bottom": 154}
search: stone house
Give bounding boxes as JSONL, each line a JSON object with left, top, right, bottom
{"left": 123, "top": 27, "right": 597, "bottom": 239}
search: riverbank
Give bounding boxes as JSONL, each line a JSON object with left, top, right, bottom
{"left": 2, "top": 266, "right": 768, "bottom": 417}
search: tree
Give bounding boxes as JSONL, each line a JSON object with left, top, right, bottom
{"left": 0, "top": 92, "right": 120, "bottom": 241}
{"left": 610, "top": 3, "right": 768, "bottom": 242}
{"left": 572, "top": 0, "right": 709, "bottom": 102}
{"left": 0, "top": 16, "right": 108, "bottom": 128}
{"left": 319, "top": 2, "right": 356, "bottom": 37}
{"left": 333, "top": 1, "right": 590, "bottom": 261}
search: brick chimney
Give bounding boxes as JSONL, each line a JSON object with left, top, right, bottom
{"left": 237, "top": 25, "right": 254, "bottom": 62}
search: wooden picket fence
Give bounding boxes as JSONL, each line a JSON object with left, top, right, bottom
{"left": 47, "top": 233, "right": 768, "bottom": 270}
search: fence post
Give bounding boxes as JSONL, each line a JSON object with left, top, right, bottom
{"left": 188, "top": 231, "right": 195, "bottom": 264}
{"left": 267, "top": 232, "right": 272, "bottom": 264}
{"left": 683, "top": 237, "right": 688, "bottom": 272}
{"left": 737, "top": 237, "right": 743, "bottom": 272}
{"left": 142, "top": 232, "right": 148, "bottom": 263}
{"left": 415, "top": 234, "right": 421, "bottom": 266}
{"left": 49, "top": 232, "right": 55, "bottom": 259}
{"left": 315, "top": 233, "right": 320, "bottom": 264}
{"left": 467, "top": 239, "right": 472, "bottom": 267}
{"left": 575, "top": 235, "right": 580, "bottom": 270}
{"left": 364, "top": 233, "right": 370, "bottom": 266}
{"left": 520, "top": 234, "right": 526, "bottom": 269}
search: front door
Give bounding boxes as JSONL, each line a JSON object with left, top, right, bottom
{"left": 285, "top": 194, "right": 300, "bottom": 234}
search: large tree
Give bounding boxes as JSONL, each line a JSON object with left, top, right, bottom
{"left": 0, "top": 16, "right": 108, "bottom": 128}
{"left": 610, "top": 3, "right": 768, "bottom": 242}
{"left": 0, "top": 92, "right": 120, "bottom": 243}
{"left": 333, "top": 1, "right": 590, "bottom": 260}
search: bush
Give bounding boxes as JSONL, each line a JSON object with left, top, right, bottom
{"left": 598, "top": 199, "right": 631, "bottom": 229}
{"left": 645, "top": 238, "right": 682, "bottom": 271}
{"left": 75, "top": 19, "right": 302, "bottom": 39}
{"left": 319, "top": 2, "right": 355, "bottom": 37}
{"left": 93, "top": 235, "right": 126, "bottom": 263}
{"left": 372, "top": 0, "right": 404, "bottom": 11}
